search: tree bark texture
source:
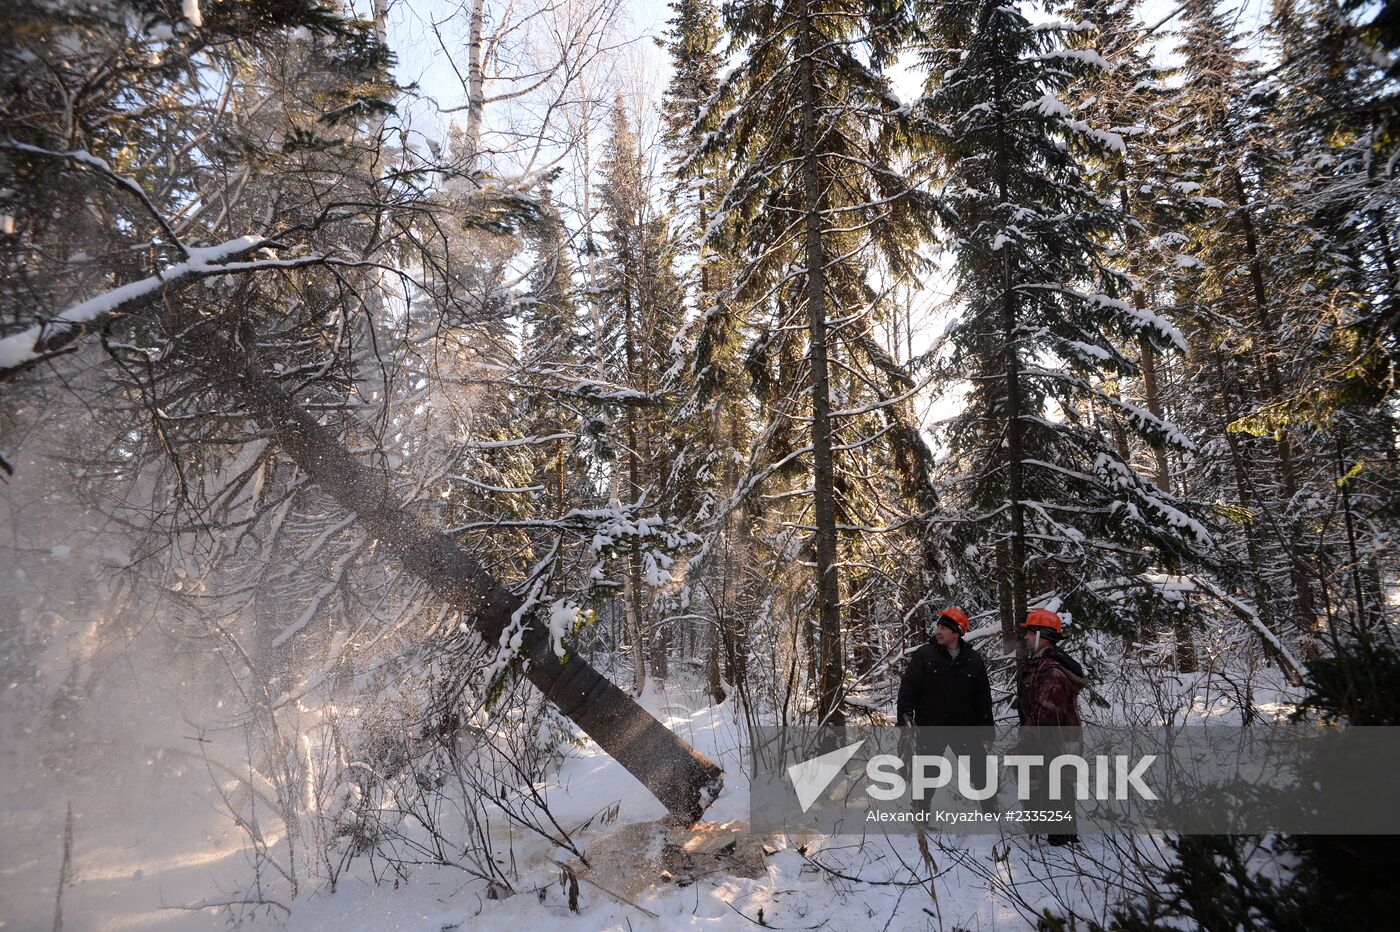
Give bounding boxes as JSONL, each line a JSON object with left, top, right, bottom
{"left": 797, "top": 0, "right": 844, "bottom": 726}
{"left": 992, "top": 37, "right": 1029, "bottom": 643}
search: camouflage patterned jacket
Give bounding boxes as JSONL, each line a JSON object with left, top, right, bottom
{"left": 1015, "top": 652, "right": 1083, "bottom": 727}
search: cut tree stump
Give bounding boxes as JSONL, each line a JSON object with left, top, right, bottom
{"left": 566, "top": 819, "right": 767, "bottom": 901}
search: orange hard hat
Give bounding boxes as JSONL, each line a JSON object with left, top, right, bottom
{"left": 937, "top": 606, "right": 969, "bottom": 633}
{"left": 1021, "top": 609, "right": 1063, "bottom": 635}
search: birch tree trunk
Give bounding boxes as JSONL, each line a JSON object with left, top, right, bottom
{"left": 463, "top": 0, "right": 487, "bottom": 168}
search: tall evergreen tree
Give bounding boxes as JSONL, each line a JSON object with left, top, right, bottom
{"left": 917, "top": 0, "right": 1209, "bottom": 651}
{"left": 660, "top": 0, "right": 754, "bottom": 700}
{"left": 701, "top": 0, "right": 942, "bottom": 723}
{"left": 1056, "top": 0, "right": 1221, "bottom": 668}
{"left": 598, "top": 99, "right": 685, "bottom": 683}
{"left": 521, "top": 185, "right": 588, "bottom": 519}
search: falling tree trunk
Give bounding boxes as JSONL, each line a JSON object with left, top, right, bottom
{"left": 213, "top": 343, "right": 723, "bottom": 823}
{"left": 798, "top": 0, "right": 844, "bottom": 726}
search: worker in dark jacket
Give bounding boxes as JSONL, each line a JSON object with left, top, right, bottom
{"left": 896, "top": 606, "right": 994, "bottom": 727}
{"left": 897, "top": 607, "right": 997, "bottom": 814}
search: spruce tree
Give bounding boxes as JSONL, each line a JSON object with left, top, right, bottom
{"left": 916, "top": 0, "right": 1210, "bottom": 651}
{"left": 660, "top": 0, "right": 755, "bottom": 699}
{"left": 598, "top": 99, "right": 685, "bottom": 681}
{"left": 700, "top": 0, "right": 941, "bottom": 722}
{"left": 1056, "top": 0, "right": 1223, "bottom": 668}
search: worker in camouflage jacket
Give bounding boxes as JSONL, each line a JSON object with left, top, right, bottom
{"left": 1015, "top": 609, "right": 1085, "bottom": 727}
{"left": 1014, "top": 608, "right": 1086, "bottom": 846}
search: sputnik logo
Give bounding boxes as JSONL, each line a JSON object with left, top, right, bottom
{"left": 787, "top": 739, "right": 865, "bottom": 812}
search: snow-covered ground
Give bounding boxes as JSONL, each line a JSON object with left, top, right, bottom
{"left": 4, "top": 663, "right": 1285, "bottom": 932}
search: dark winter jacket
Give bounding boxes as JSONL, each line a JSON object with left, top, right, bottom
{"left": 896, "top": 640, "right": 994, "bottom": 727}
{"left": 1015, "top": 651, "right": 1084, "bottom": 727}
